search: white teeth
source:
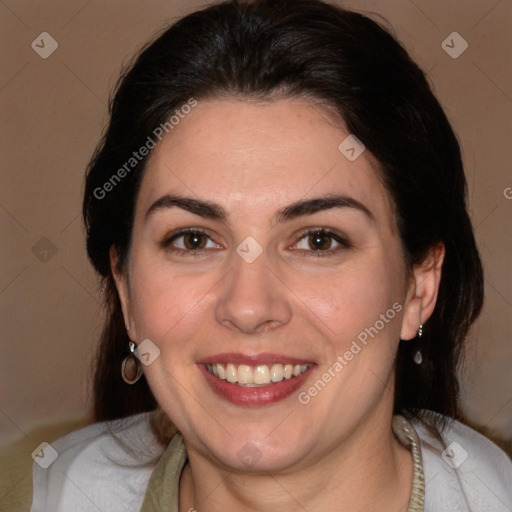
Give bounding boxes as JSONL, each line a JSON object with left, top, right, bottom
{"left": 217, "top": 364, "right": 226, "bottom": 379}
{"left": 206, "top": 362, "right": 310, "bottom": 385}
{"left": 253, "top": 365, "right": 270, "bottom": 384}
{"left": 237, "top": 364, "right": 253, "bottom": 384}
{"left": 226, "top": 363, "right": 237, "bottom": 383}
{"left": 270, "top": 364, "right": 283, "bottom": 382}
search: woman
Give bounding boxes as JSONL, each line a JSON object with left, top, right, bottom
{"left": 30, "top": 0, "right": 512, "bottom": 511}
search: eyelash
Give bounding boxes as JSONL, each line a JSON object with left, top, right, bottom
{"left": 161, "top": 227, "right": 351, "bottom": 258}
{"left": 293, "top": 228, "right": 351, "bottom": 257}
{"left": 161, "top": 228, "right": 218, "bottom": 257}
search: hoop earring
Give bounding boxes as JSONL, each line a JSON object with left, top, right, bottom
{"left": 413, "top": 323, "right": 423, "bottom": 365}
{"left": 121, "top": 341, "right": 143, "bottom": 384}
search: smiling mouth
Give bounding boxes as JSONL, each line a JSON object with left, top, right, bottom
{"left": 205, "top": 363, "right": 310, "bottom": 386}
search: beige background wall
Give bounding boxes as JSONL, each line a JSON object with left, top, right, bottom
{"left": 0, "top": 0, "right": 511, "bottom": 505}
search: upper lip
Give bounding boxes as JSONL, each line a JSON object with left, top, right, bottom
{"left": 197, "top": 352, "right": 314, "bottom": 366}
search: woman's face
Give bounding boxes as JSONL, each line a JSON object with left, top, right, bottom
{"left": 115, "top": 98, "right": 429, "bottom": 472}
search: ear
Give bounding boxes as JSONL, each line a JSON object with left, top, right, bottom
{"left": 400, "top": 242, "right": 445, "bottom": 340}
{"left": 110, "top": 246, "right": 137, "bottom": 340}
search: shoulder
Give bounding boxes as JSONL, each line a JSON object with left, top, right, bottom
{"left": 410, "top": 411, "right": 512, "bottom": 511}
{"left": 30, "top": 412, "right": 166, "bottom": 512}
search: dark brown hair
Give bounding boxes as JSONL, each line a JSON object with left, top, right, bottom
{"left": 83, "top": 0, "right": 484, "bottom": 435}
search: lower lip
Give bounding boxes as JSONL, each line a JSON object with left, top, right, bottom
{"left": 198, "top": 364, "right": 313, "bottom": 406}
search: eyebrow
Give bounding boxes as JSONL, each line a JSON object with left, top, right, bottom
{"left": 145, "top": 194, "right": 375, "bottom": 224}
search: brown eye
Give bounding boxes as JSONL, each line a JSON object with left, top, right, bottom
{"left": 307, "top": 231, "right": 333, "bottom": 251}
{"left": 183, "top": 232, "right": 207, "bottom": 250}
{"left": 293, "top": 228, "right": 350, "bottom": 256}
{"left": 162, "top": 228, "right": 222, "bottom": 255}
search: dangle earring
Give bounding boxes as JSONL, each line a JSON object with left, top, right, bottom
{"left": 413, "top": 323, "right": 423, "bottom": 365}
{"left": 121, "top": 341, "right": 143, "bottom": 384}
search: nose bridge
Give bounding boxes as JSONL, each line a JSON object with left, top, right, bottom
{"left": 214, "top": 247, "right": 291, "bottom": 334}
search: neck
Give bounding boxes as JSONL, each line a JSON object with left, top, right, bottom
{"left": 178, "top": 406, "right": 413, "bottom": 512}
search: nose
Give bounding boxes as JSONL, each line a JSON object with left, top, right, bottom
{"left": 214, "top": 249, "right": 292, "bottom": 335}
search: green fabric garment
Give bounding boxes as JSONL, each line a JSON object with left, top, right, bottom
{"left": 139, "top": 416, "right": 424, "bottom": 512}
{"left": 140, "top": 432, "right": 188, "bottom": 512}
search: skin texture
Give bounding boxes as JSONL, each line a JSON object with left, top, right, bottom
{"left": 112, "top": 98, "right": 445, "bottom": 511}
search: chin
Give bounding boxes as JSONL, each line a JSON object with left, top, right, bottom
{"left": 199, "top": 426, "right": 314, "bottom": 473}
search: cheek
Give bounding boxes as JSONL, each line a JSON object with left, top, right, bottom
{"left": 288, "top": 253, "right": 403, "bottom": 346}
{"left": 129, "top": 261, "right": 217, "bottom": 348}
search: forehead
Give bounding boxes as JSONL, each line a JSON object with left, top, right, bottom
{"left": 138, "top": 98, "right": 394, "bottom": 229}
